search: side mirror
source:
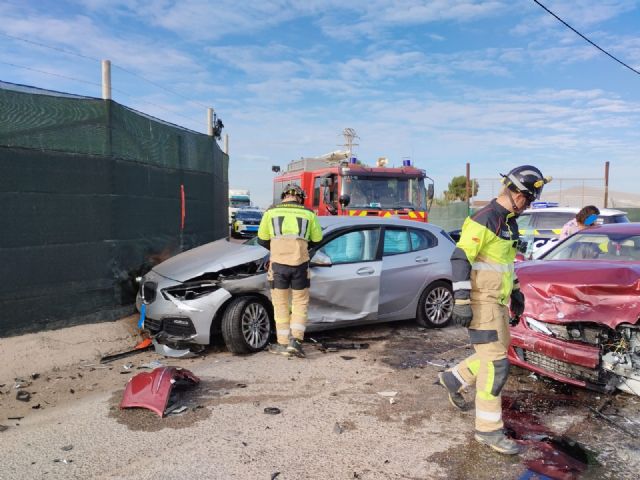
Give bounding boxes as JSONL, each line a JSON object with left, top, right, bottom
{"left": 339, "top": 194, "right": 351, "bottom": 207}
{"left": 427, "top": 183, "right": 434, "bottom": 201}
{"left": 310, "top": 250, "right": 332, "bottom": 267}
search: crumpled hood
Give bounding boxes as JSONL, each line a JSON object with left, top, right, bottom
{"left": 152, "top": 238, "right": 268, "bottom": 282}
{"left": 517, "top": 260, "right": 640, "bottom": 329}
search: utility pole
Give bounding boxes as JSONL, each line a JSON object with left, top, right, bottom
{"left": 207, "top": 107, "right": 214, "bottom": 137}
{"left": 604, "top": 161, "right": 610, "bottom": 208}
{"left": 101, "top": 60, "right": 111, "bottom": 100}
{"left": 465, "top": 162, "right": 471, "bottom": 214}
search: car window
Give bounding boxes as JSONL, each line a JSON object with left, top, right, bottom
{"left": 319, "top": 228, "right": 380, "bottom": 264}
{"left": 601, "top": 215, "right": 630, "bottom": 224}
{"left": 534, "top": 212, "right": 575, "bottom": 229}
{"left": 545, "top": 233, "right": 640, "bottom": 261}
{"left": 383, "top": 228, "right": 411, "bottom": 256}
{"left": 516, "top": 214, "right": 533, "bottom": 230}
{"left": 409, "top": 228, "right": 436, "bottom": 251}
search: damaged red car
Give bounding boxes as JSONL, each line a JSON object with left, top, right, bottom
{"left": 509, "top": 223, "right": 640, "bottom": 396}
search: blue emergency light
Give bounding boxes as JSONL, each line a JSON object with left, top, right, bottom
{"left": 530, "top": 201, "right": 559, "bottom": 209}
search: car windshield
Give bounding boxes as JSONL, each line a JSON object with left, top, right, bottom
{"left": 342, "top": 175, "right": 426, "bottom": 210}
{"left": 543, "top": 232, "right": 640, "bottom": 261}
{"left": 236, "top": 210, "right": 262, "bottom": 220}
{"left": 230, "top": 196, "right": 251, "bottom": 208}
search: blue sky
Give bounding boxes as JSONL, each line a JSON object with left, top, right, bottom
{"left": 1, "top": 0, "right": 639, "bottom": 208}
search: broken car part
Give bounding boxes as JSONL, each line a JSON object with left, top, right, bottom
{"left": 120, "top": 367, "right": 200, "bottom": 417}
{"left": 99, "top": 338, "right": 153, "bottom": 364}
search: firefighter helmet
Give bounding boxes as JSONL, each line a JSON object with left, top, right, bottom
{"left": 281, "top": 184, "right": 306, "bottom": 202}
{"left": 501, "top": 165, "right": 551, "bottom": 202}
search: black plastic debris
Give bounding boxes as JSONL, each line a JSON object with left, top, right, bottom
{"left": 31, "top": 373, "right": 40, "bottom": 380}
{"left": 61, "top": 445, "right": 73, "bottom": 452}
{"left": 16, "top": 391, "right": 31, "bottom": 402}
{"left": 340, "top": 356, "right": 356, "bottom": 361}
{"left": 333, "top": 422, "right": 344, "bottom": 434}
{"left": 271, "top": 472, "right": 281, "bottom": 480}
{"left": 31, "top": 404, "right": 41, "bottom": 410}
{"left": 263, "top": 407, "right": 281, "bottom": 415}
{"left": 320, "top": 342, "right": 369, "bottom": 352}
{"left": 7, "top": 416, "right": 23, "bottom": 420}
{"left": 0, "top": 425, "right": 8, "bottom": 432}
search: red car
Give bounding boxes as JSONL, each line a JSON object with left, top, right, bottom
{"left": 509, "top": 223, "right": 640, "bottom": 396}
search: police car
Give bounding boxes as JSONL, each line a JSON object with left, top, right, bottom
{"left": 517, "top": 202, "right": 629, "bottom": 258}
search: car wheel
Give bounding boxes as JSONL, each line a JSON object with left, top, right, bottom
{"left": 221, "top": 296, "right": 272, "bottom": 354}
{"left": 416, "top": 280, "right": 453, "bottom": 328}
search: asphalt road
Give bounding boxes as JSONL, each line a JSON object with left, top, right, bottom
{"left": 1, "top": 322, "right": 639, "bottom": 480}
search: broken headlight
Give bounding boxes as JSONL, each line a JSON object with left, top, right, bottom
{"left": 163, "top": 282, "right": 219, "bottom": 301}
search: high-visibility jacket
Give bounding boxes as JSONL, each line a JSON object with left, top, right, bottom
{"left": 451, "top": 199, "right": 518, "bottom": 305}
{"left": 257, "top": 201, "right": 323, "bottom": 266}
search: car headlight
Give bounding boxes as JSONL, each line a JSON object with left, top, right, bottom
{"left": 163, "top": 282, "right": 219, "bottom": 301}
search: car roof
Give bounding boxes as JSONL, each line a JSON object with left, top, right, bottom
{"left": 575, "top": 222, "right": 640, "bottom": 235}
{"left": 318, "top": 216, "right": 446, "bottom": 232}
{"left": 521, "top": 206, "right": 627, "bottom": 216}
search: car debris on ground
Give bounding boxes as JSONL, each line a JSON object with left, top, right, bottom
{"left": 119, "top": 367, "right": 200, "bottom": 417}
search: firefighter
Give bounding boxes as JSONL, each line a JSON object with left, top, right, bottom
{"left": 438, "top": 165, "right": 551, "bottom": 455}
{"left": 257, "top": 184, "right": 322, "bottom": 357}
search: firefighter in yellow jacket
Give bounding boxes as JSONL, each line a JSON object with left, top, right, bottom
{"left": 257, "top": 184, "right": 323, "bottom": 357}
{"left": 438, "top": 165, "right": 550, "bottom": 455}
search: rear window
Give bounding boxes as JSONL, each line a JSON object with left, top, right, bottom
{"left": 600, "top": 214, "right": 629, "bottom": 224}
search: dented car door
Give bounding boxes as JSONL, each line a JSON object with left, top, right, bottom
{"left": 307, "top": 227, "right": 382, "bottom": 325}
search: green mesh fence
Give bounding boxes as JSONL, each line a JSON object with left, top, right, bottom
{"left": 428, "top": 202, "right": 470, "bottom": 232}
{"left": 0, "top": 81, "right": 228, "bottom": 336}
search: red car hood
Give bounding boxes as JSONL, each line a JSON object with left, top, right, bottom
{"left": 516, "top": 260, "right": 640, "bottom": 329}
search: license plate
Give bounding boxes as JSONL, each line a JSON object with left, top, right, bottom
{"left": 246, "top": 226, "right": 258, "bottom": 231}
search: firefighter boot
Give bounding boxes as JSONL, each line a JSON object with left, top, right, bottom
{"left": 268, "top": 343, "right": 291, "bottom": 357}
{"left": 474, "top": 430, "right": 521, "bottom": 455}
{"left": 287, "top": 338, "right": 305, "bottom": 358}
{"left": 438, "top": 371, "right": 467, "bottom": 410}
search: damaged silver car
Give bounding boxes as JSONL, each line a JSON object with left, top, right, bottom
{"left": 137, "top": 217, "right": 455, "bottom": 355}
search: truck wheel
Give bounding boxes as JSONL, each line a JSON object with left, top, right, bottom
{"left": 221, "top": 296, "right": 272, "bottom": 354}
{"left": 416, "top": 281, "right": 453, "bottom": 328}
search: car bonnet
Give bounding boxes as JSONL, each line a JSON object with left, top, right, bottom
{"left": 516, "top": 260, "right": 640, "bottom": 329}
{"left": 152, "top": 238, "right": 268, "bottom": 282}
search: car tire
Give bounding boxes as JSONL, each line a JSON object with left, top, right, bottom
{"left": 416, "top": 280, "right": 453, "bottom": 328}
{"left": 221, "top": 296, "right": 272, "bottom": 354}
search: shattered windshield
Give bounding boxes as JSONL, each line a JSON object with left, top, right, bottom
{"left": 544, "top": 232, "right": 640, "bottom": 261}
{"left": 342, "top": 175, "right": 426, "bottom": 210}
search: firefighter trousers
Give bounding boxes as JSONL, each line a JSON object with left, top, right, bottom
{"left": 445, "top": 303, "right": 511, "bottom": 432}
{"left": 268, "top": 262, "right": 310, "bottom": 345}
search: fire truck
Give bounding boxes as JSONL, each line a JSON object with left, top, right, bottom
{"left": 273, "top": 153, "right": 434, "bottom": 222}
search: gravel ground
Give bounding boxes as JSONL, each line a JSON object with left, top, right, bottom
{"left": 1, "top": 316, "right": 638, "bottom": 479}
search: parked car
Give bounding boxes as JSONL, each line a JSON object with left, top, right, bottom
{"left": 517, "top": 205, "right": 629, "bottom": 256}
{"left": 137, "top": 217, "right": 456, "bottom": 355}
{"left": 509, "top": 223, "right": 640, "bottom": 396}
{"left": 231, "top": 208, "right": 263, "bottom": 238}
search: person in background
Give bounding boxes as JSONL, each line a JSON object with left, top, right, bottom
{"left": 559, "top": 205, "right": 600, "bottom": 240}
{"left": 257, "top": 184, "right": 322, "bottom": 358}
{"left": 438, "top": 165, "right": 551, "bottom": 455}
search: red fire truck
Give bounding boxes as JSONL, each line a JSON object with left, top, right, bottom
{"left": 273, "top": 155, "right": 434, "bottom": 222}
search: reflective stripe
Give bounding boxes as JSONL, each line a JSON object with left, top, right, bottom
{"left": 272, "top": 216, "right": 283, "bottom": 236}
{"left": 453, "top": 280, "right": 471, "bottom": 291}
{"left": 472, "top": 262, "right": 513, "bottom": 273}
{"left": 290, "top": 323, "right": 306, "bottom": 332}
{"left": 451, "top": 366, "right": 470, "bottom": 388}
{"left": 466, "top": 358, "right": 480, "bottom": 376}
{"left": 276, "top": 329, "right": 290, "bottom": 337}
{"left": 476, "top": 409, "right": 502, "bottom": 422}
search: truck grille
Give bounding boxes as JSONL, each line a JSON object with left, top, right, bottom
{"left": 163, "top": 317, "right": 196, "bottom": 337}
{"left": 522, "top": 349, "right": 600, "bottom": 383}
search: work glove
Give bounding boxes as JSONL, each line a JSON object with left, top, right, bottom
{"left": 510, "top": 289, "right": 525, "bottom": 318}
{"left": 452, "top": 300, "right": 473, "bottom": 328}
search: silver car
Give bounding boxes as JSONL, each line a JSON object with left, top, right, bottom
{"left": 137, "top": 217, "right": 455, "bottom": 355}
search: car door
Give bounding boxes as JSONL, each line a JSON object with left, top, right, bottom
{"left": 378, "top": 226, "right": 437, "bottom": 319}
{"left": 308, "top": 226, "right": 382, "bottom": 325}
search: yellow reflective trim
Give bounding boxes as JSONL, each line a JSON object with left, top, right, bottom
{"left": 359, "top": 211, "right": 367, "bottom": 216}
{"left": 383, "top": 211, "right": 392, "bottom": 217}
{"left": 552, "top": 229, "right": 561, "bottom": 234}
{"left": 477, "top": 361, "right": 496, "bottom": 401}
{"left": 349, "top": 210, "right": 356, "bottom": 216}
{"left": 419, "top": 211, "right": 425, "bottom": 218}
{"left": 466, "top": 359, "right": 481, "bottom": 376}
{"left": 408, "top": 211, "right": 417, "bottom": 218}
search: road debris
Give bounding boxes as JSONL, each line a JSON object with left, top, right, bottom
{"left": 334, "top": 422, "right": 344, "bottom": 434}
{"left": 100, "top": 338, "right": 153, "bottom": 364}
{"left": 120, "top": 367, "right": 200, "bottom": 417}
{"left": 0, "top": 425, "right": 8, "bottom": 432}
{"left": 340, "top": 355, "right": 356, "bottom": 361}
{"left": 377, "top": 391, "right": 398, "bottom": 398}
{"left": 270, "top": 472, "right": 281, "bottom": 480}
{"left": 16, "top": 390, "right": 31, "bottom": 402}
{"left": 139, "top": 360, "right": 164, "bottom": 370}
{"left": 61, "top": 445, "right": 73, "bottom": 451}
{"left": 320, "top": 342, "right": 369, "bottom": 352}
{"left": 263, "top": 407, "right": 281, "bottom": 415}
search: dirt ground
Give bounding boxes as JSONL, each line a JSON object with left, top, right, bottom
{"left": 1, "top": 316, "right": 639, "bottom": 479}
